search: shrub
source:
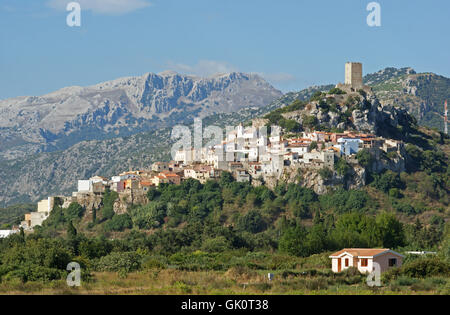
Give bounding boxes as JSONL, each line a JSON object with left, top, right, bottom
{"left": 328, "top": 88, "right": 347, "bottom": 95}
{"left": 401, "top": 257, "right": 450, "bottom": 278}
{"left": 96, "top": 251, "right": 143, "bottom": 273}
{"left": 2, "top": 265, "right": 66, "bottom": 283}
{"left": 237, "top": 211, "right": 266, "bottom": 234}
{"left": 201, "top": 236, "right": 232, "bottom": 253}
{"left": 310, "top": 91, "right": 326, "bottom": 102}
{"left": 305, "top": 277, "right": 329, "bottom": 290}
{"left": 389, "top": 188, "right": 401, "bottom": 199}
{"left": 410, "top": 280, "right": 435, "bottom": 292}
{"left": 279, "top": 227, "right": 309, "bottom": 257}
{"left": 395, "top": 276, "right": 418, "bottom": 286}
{"left": 302, "top": 115, "right": 319, "bottom": 130}
{"left": 372, "top": 170, "right": 403, "bottom": 193}
{"left": 142, "top": 256, "right": 167, "bottom": 270}
{"left": 102, "top": 189, "right": 118, "bottom": 220}
{"left": 358, "top": 89, "right": 367, "bottom": 97}
{"left": 104, "top": 214, "right": 133, "bottom": 232}
{"left": 356, "top": 149, "right": 374, "bottom": 169}
{"left": 335, "top": 158, "right": 351, "bottom": 177}
{"left": 65, "top": 203, "right": 84, "bottom": 220}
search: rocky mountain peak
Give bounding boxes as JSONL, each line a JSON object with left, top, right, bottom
{"left": 0, "top": 71, "right": 282, "bottom": 160}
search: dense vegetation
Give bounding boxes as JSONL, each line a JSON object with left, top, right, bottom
{"left": 1, "top": 169, "right": 448, "bottom": 290}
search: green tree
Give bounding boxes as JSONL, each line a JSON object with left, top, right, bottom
{"left": 102, "top": 189, "right": 118, "bottom": 220}
{"left": 104, "top": 214, "right": 133, "bottom": 232}
{"left": 67, "top": 221, "right": 77, "bottom": 239}
{"left": 279, "top": 226, "right": 309, "bottom": 257}
{"left": 306, "top": 223, "right": 328, "bottom": 255}
{"left": 302, "top": 115, "right": 319, "bottom": 130}
{"left": 356, "top": 149, "right": 374, "bottom": 169}
{"left": 373, "top": 171, "right": 403, "bottom": 193}
{"left": 328, "top": 87, "right": 347, "bottom": 95}
{"left": 375, "top": 212, "right": 405, "bottom": 248}
{"left": 237, "top": 210, "right": 266, "bottom": 233}
{"left": 319, "top": 167, "right": 333, "bottom": 180}
{"left": 65, "top": 202, "right": 84, "bottom": 220}
{"left": 335, "top": 158, "right": 351, "bottom": 177}
{"left": 309, "top": 141, "right": 318, "bottom": 151}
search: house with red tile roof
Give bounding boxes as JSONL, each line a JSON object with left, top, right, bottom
{"left": 329, "top": 248, "right": 404, "bottom": 274}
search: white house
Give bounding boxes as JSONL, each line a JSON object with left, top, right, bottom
{"left": 234, "top": 169, "right": 250, "bottom": 182}
{"left": 37, "top": 197, "right": 55, "bottom": 213}
{"left": 152, "top": 162, "right": 170, "bottom": 172}
{"left": 334, "top": 138, "right": 363, "bottom": 156}
{"left": 329, "top": 248, "right": 404, "bottom": 274}
{"left": 288, "top": 144, "right": 309, "bottom": 155}
{"left": 0, "top": 230, "right": 18, "bottom": 239}
{"left": 78, "top": 180, "right": 93, "bottom": 193}
{"left": 30, "top": 212, "right": 49, "bottom": 228}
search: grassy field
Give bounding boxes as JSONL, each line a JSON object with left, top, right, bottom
{"left": 0, "top": 269, "right": 448, "bottom": 295}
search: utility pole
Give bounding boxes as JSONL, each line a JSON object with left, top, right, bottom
{"left": 445, "top": 100, "right": 448, "bottom": 135}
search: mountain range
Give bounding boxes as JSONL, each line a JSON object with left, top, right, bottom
{"left": 0, "top": 67, "right": 448, "bottom": 207}
{"left": 0, "top": 72, "right": 282, "bottom": 160}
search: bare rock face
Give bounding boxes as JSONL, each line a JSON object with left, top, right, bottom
{"left": 366, "top": 68, "right": 449, "bottom": 132}
{"left": 113, "top": 199, "right": 128, "bottom": 215}
{"left": 275, "top": 164, "right": 365, "bottom": 196}
{"left": 115, "top": 190, "right": 149, "bottom": 214}
{"left": 282, "top": 88, "right": 412, "bottom": 138}
{"left": 0, "top": 72, "right": 282, "bottom": 159}
{"left": 76, "top": 193, "right": 103, "bottom": 215}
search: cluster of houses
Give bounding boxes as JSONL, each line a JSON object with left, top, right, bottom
{"left": 70, "top": 123, "right": 404, "bottom": 199}
{"left": 172, "top": 122, "right": 404, "bottom": 183}
{"left": 16, "top": 121, "right": 404, "bottom": 231}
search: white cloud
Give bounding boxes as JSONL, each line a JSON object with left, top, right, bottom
{"left": 47, "top": 0, "right": 152, "bottom": 15}
{"left": 167, "top": 60, "right": 239, "bottom": 77}
{"left": 254, "top": 72, "right": 296, "bottom": 83}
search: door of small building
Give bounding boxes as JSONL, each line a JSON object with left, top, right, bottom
{"left": 337, "top": 259, "right": 342, "bottom": 272}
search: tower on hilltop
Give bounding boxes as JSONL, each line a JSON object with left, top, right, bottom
{"left": 345, "top": 62, "right": 363, "bottom": 89}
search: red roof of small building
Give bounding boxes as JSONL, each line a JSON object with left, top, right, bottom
{"left": 329, "top": 248, "right": 403, "bottom": 258}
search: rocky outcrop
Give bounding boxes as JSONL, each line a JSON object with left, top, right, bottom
{"left": 76, "top": 193, "right": 103, "bottom": 215}
{"left": 366, "top": 68, "right": 450, "bottom": 132}
{"left": 271, "top": 162, "right": 366, "bottom": 195}
{"left": 74, "top": 190, "right": 149, "bottom": 217}
{"left": 281, "top": 87, "right": 413, "bottom": 137}
{"left": 115, "top": 190, "right": 149, "bottom": 215}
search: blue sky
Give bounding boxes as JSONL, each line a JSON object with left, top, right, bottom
{"left": 1, "top": 0, "right": 449, "bottom": 99}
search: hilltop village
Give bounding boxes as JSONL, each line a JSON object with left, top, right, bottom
{"left": 20, "top": 63, "right": 407, "bottom": 230}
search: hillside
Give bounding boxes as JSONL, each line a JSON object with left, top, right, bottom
{"left": 0, "top": 203, "right": 35, "bottom": 227}
{"left": 1, "top": 74, "right": 449, "bottom": 295}
{"left": 365, "top": 67, "right": 450, "bottom": 132}
{"left": 0, "top": 67, "right": 448, "bottom": 207}
{"left": 0, "top": 85, "right": 329, "bottom": 207}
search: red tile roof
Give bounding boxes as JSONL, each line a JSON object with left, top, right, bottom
{"left": 329, "top": 248, "right": 392, "bottom": 258}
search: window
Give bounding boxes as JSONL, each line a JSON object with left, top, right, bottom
{"left": 361, "top": 259, "right": 368, "bottom": 267}
{"left": 345, "top": 258, "right": 349, "bottom": 267}
{"left": 389, "top": 258, "right": 397, "bottom": 267}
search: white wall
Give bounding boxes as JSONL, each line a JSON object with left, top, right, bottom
{"left": 0, "top": 230, "right": 18, "bottom": 238}
{"left": 78, "top": 180, "right": 92, "bottom": 193}
{"left": 357, "top": 258, "right": 374, "bottom": 274}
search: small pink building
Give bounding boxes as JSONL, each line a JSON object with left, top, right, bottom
{"left": 329, "top": 248, "right": 404, "bottom": 274}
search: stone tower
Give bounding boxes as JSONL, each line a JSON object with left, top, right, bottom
{"left": 345, "top": 62, "right": 363, "bottom": 89}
